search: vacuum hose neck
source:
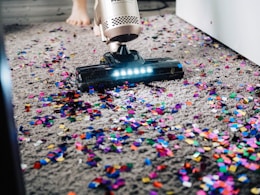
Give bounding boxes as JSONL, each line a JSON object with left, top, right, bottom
{"left": 108, "top": 42, "right": 131, "bottom": 55}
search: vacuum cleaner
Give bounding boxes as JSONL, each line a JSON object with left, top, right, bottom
{"left": 75, "top": 0, "right": 184, "bottom": 92}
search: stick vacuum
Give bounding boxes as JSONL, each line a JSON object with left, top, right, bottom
{"left": 75, "top": 0, "right": 184, "bottom": 92}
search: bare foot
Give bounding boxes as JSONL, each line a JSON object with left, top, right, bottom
{"left": 66, "top": 0, "right": 91, "bottom": 26}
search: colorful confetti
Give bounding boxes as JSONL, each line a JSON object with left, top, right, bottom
{"left": 5, "top": 13, "right": 260, "bottom": 195}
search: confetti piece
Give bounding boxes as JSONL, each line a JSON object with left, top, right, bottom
{"left": 153, "top": 181, "right": 163, "bottom": 188}
{"left": 142, "top": 177, "right": 150, "bottom": 183}
{"left": 67, "top": 192, "right": 77, "bottom": 195}
{"left": 251, "top": 187, "right": 260, "bottom": 194}
{"left": 183, "top": 181, "right": 192, "bottom": 187}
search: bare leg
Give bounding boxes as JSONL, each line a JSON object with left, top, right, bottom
{"left": 66, "top": 0, "right": 91, "bottom": 26}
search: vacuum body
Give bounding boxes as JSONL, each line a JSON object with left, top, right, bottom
{"left": 94, "top": 0, "right": 142, "bottom": 45}
{"left": 76, "top": 0, "right": 184, "bottom": 92}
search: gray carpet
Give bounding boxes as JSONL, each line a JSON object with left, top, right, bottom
{"left": 3, "top": 13, "right": 260, "bottom": 195}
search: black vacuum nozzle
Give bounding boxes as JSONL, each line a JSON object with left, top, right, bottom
{"left": 75, "top": 45, "right": 184, "bottom": 92}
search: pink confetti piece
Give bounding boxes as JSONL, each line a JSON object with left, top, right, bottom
{"left": 28, "top": 94, "right": 35, "bottom": 98}
{"left": 36, "top": 109, "right": 42, "bottom": 114}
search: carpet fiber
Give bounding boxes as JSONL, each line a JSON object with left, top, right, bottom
{"left": 4, "top": 13, "right": 260, "bottom": 195}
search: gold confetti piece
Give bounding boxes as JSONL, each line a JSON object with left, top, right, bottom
{"left": 243, "top": 98, "right": 249, "bottom": 104}
{"left": 229, "top": 165, "right": 237, "bottom": 173}
{"left": 203, "top": 147, "right": 211, "bottom": 151}
{"left": 238, "top": 110, "right": 246, "bottom": 116}
{"left": 44, "top": 158, "right": 51, "bottom": 163}
{"left": 193, "top": 156, "right": 202, "bottom": 162}
{"left": 239, "top": 126, "right": 247, "bottom": 132}
{"left": 114, "top": 165, "right": 120, "bottom": 169}
{"left": 59, "top": 124, "right": 65, "bottom": 129}
{"left": 213, "top": 43, "right": 219, "bottom": 48}
{"left": 56, "top": 157, "right": 65, "bottom": 162}
{"left": 238, "top": 175, "right": 247, "bottom": 182}
{"left": 142, "top": 177, "right": 150, "bottom": 183}
{"left": 70, "top": 53, "right": 76, "bottom": 58}
{"left": 251, "top": 187, "right": 260, "bottom": 194}
{"left": 185, "top": 139, "right": 194, "bottom": 145}
{"left": 47, "top": 144, "right": 55, "bottom": 149}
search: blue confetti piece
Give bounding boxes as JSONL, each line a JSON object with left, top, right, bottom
{"left": 177, "top": 135, "right": 185, "bottom": 141}
{"left": 88, "top": 182, "right": 99, "bottom": 189}
{"left": 242, "top": 132, "right": 249, "bottom": 137}
{"left": 86, "top": 132, "right": 93, "bottom": 139}
{"left": 171, "top": 109, "right": 178, "bottom": 114}
{"left": 106, "top": 169, "right": 120, "bottom": 178}
{"left": 39, "top": 159, "right": 48, "bottom": 165}
{"left": 178, "top": 63, "right": 182, "bottom": 68}
{"left": 29, "top": 121, "right": 35, "bottom": 125}
{"left": 144, "top": 158, "right": 152, "bottom": 166}
{"left": 229, "top": 117, "right": 236, "bottom": 122}
{"left": 250, "top": 129, "right": 257, "bottom": 135}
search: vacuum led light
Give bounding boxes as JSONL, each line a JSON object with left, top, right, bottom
{"left": 112, "top": 67, "right": 153, "bottom": 77}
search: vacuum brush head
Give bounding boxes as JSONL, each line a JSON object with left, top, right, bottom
{"left": 75, "top": 45, "right": 184, "bottom": 92}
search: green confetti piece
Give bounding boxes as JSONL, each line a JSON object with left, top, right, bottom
{"left": 94, "top": 157, "right": 102, "bottom": 162}
{"left": 67, "top": 117, "right": 76, "bottom": 122}
{"left": 229, "top": 92, "right": 237, "bottom": 98}
{"left": 249, "top": 155, "right": 257, "bottom": 161}
{"left": 146, "top": 119, "right": 153, "bottom": 124}
{"left": 126, "top": 126, "right": 133, "bottom": 133}
{"left": 217, "top": 116, "right": 224, "bottom": 121}
{"left": 223, "top": 110, "right": 229, "bottom": 114}
{"left": 243, "top": 151, "right": 249, "bottom": 157}
{"left": 193, "top": 140, "right": 199, "bottom": 146}
{"left": 219, "top": 166, "right": 227, "bottom": 173}
{"left": 110, "top": 145, "right": 117, "bottom": 151}
{"left": 217, "top": 158, "right": 224, "bottom": 163}
{"left": 110, "top": 133, "right": 116, "bottom": 138}
{"left": 126, "top": 163, "right": 133, "bottom": 168}
{"left": 146, "top": 139, "right": 155, "bottom": 145}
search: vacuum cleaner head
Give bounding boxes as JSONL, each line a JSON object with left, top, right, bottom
{"left": 75, "top": 45, "right": 184, "bottom": 92}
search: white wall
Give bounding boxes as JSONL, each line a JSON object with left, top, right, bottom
{"left": 176, "top": 0, "right": 260, "bottom": 65}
